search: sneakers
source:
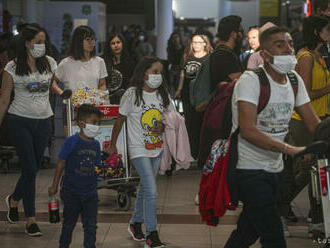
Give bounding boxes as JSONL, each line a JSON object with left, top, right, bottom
{"left": 25, "top": 223, "right": 42, "bottom": 237}
{"left": 5, "top": 195, "right": 19, "bottom": 223}
{"left": 145, "top": 231, "right": 165, "bottom": 248}
{"left": 281, "top": 217, "right": 291, "bottom": 237}
{"left": 128, "top": 222, "right": 145, "bottom": 241}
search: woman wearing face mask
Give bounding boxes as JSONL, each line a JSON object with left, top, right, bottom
{"left": 102, "top": 33, "right": 135, "bottom": 103}
{"left": 52, "top": 25, "right": 108, "bottom": 136}
{"left": 0, "top": 25, "right": 57, "bottom": 236}
{"left": 174, "top": 34, "right": 213, "bottom": 161}
{"left": 135, "top": 32, "right": 154, "bottom": 62}
{"left": 108, "top": 56, "right": 175, "bottom": 248}
{"left": 279, "top": 15, "right": 330, "bottom": 238}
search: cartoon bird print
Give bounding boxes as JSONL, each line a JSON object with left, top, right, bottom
{"left": 141, "top": 108, "right": 163, "bottom": 150}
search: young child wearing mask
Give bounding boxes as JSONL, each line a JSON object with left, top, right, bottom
{"left": 108, "top": 56, "right": 175, "bottom": 248}
{"left": 48, "top": 104, "right": 103, "bottom": 248}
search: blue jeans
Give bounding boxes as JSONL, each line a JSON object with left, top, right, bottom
{"left": 130, "top": 153, "right": 162, "bottom": 234}
{"left": 60, "top": 189, "right": 98, "bottom": 248}
{"left": 225, "top": 169, "right": 286, "bottom": 248}
{"left": 8, "top": 114, "right": 51, "bottom": 217}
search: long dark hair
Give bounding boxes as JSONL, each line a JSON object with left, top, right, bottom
{"left": 300, "top": 15, "right": 329, "bottom": 51}
{"left": 130, "top": 56, "right": 170, "bottom": 108}
{"left": 15, "top": 25, "right": 51, "bottom": 76}
{"left": 167, "top": 32, "right": 183, "bottom": 52}
{"left": 103, "top": 32, "right": 130, "bottom": 68}
{"left": 29, "top": 23, "right": 55, "bottom": 59}
{"left": 68, "top": 25, "right": 96, "bottom": 60}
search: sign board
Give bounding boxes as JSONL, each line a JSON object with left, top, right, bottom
{"left": 260, "top": 0, "right": 279, "bottom": 17}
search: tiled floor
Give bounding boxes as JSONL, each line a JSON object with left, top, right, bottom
{"left": 0, "top": 162, "right": 323, "bottom": 247}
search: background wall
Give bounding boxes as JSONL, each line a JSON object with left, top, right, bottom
{"left": 173, "top": 0, "right": 259, "bottom": 31}
{"left": 173, "top": 0, "right": 219, "bottom": 19}
{"left": 107, "top": 14, "right": 146, "bottom": 32}
{"left": 43, "top": 1, "right": 106, "bottom": 55}
{"left": 219, "top": 0, "right": 260, "bottom": 30}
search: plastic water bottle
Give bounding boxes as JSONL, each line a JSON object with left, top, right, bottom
{"left": 48, "top": 196, "right": 60, "bottom": 223}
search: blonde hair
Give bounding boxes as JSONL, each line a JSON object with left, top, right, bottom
{"left": 183, "top": 34, "right": 213, "bottom": 61}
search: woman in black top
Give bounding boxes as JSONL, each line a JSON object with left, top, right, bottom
{"left": 103, "top": 33, "right": 135, "bottom": 103}
{"left": 167, "top": 32, "right": 184, "bottom": 97}
{"left": 175, "top": 34, "right": 213, "bottom": 204}
{"left": 174, "top": 33, "right": 213, "bottom": 157}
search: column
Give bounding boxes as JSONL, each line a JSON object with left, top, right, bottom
{"left": 0, "top": 0, "right": 3, "bottom": 33}
{"left": 156, "top": 0, "right": 173, "bottom": 60}
{"left": 24, "top": 0, "right": 37, "bottom": 23}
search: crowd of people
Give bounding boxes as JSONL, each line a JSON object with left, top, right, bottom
{"left": 0, "top": 0, "right": 330, "bottom": 247}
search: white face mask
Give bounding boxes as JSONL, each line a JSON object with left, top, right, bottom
{"left": 265, "top": 50, "right": 297, "bottom": 74}
{"left": 145, "top": 74, "right": 162, "bottom": 89}
{"left": 30, "top": 44, "right": 46, "bottom": 58}
{"left": 83, "top": 124, "right": 100, "bottom": 138}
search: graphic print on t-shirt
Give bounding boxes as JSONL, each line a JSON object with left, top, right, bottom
{"left": 25, "top": 80, "right": 49, "bottom": 92}
{"left": 258, "top": 102, "right": 292, "bottom": 136}
{"left": 140, "top": 104, "right": 163, "bottom": 150}
{"left": 75, "top": 149, "right": 97, "bottom": 177}
{"left": 25, "top": 80, "right": 50, "bottom": 106}
{"left": 108, "top": 69, "right": 123, "bottom": 91}
{"left": 185, "top": 60, "right": 202, "bottom": 79}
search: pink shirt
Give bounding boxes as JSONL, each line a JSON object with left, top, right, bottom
{"left": 247, "top": 51, "right": 264, "bottom": 69}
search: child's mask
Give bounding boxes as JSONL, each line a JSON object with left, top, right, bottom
{"left": 83, "top": 124, "right": 100, "bottom": 138}
{"left": 146, "top": 74, "right": 162, "bottom": 89}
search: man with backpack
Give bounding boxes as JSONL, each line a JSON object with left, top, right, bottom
{"left": 210, "top": 15, "right": 243, "bottom": 92}
{"left": 197, "top": 16, "right": 244, "bottom": 167}
{"left": 224, "top": 27, "right": 321, "bottom": 248}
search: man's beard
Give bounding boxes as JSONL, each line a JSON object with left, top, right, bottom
{"left": 233, "top": 37, "right": 243, "bottom": 56}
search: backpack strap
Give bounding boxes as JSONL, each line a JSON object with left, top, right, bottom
{"left": 287, "top": 71, "right": 298, "bottom": 99}
{"left": 248, "top": 68, "right": 299, "bottom": 113}
{"left": 248, "top": 67, "right": 271, "bottom": 114}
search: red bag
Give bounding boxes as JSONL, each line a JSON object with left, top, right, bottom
{"left": 198, "top": 67, "right": 273, "bottom": 167}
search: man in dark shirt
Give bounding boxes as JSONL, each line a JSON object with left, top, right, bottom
{"left": 210, "top": 15, "right": 243, "bottom": 91}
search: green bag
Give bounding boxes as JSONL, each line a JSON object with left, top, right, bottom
{"left": 189, "top": 54, "right": 212, "bottom": 112}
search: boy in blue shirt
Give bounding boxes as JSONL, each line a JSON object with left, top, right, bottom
{"left": 48, "top": 104, "right": 102, "bottom": 248}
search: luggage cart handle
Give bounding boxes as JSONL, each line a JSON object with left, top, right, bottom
{"left": 61, "top": 89, "right": 72, "bottom": 99}
{"left": 294, "top": 141, "right": 329, "bottom": 159}
{"left": 109, "top": 89, "right": 125, "bottom": 99}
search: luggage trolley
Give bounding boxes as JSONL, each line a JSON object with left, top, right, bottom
{"left": 295, "top": 141, "right": 330, "bottom": 242}
{"left": 66, "top": 96, "right": 139, "bottom": 211}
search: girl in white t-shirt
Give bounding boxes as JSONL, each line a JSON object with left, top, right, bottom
{"left": 108, "top": 57, "right": 174, "bottom": 248}
{"left": 51, "top": 26, "right": 108, "bottom": 135}
{"left": 0, "top": 25, "right": 57, "bottom": 236}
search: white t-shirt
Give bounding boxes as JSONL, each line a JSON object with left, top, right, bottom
{"left": 119, "top": 87, "right": 176, "bottom": 159}
{"left": 55, "top": 56, "right": 108, "bottom": 94}
{"left": 5, "top": 56, "right": 57, "bottom": 119}
{"left": 231, "top": 67, "right": 310, "bottom": 173}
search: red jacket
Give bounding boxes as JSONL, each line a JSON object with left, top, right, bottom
{"left": 199, "top": 137, "right": 236, "bottom": 226}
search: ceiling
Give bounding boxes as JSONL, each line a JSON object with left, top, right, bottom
{"left": 51, "top": 0, "right": 149, "bottom": 14}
